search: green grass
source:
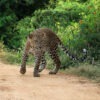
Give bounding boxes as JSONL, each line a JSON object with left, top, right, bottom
{"left": 63, "top": 64, "right": 100, "bottom": 83}
{"left": 0, "top": 50, "right": 34, "bottom": 65}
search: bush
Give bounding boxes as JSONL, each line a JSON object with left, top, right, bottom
{"left": 14, "top": 0, "right": 99, "bottom": 67}
{"left": 79, "top": 0, "right": 100, "bottom": 60}
{"left": 0, "top": 0, "right": 99, "bottom": 65}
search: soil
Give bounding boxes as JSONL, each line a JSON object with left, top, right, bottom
{"left": 0, "top": 61, "right": 100, "bottom": 100}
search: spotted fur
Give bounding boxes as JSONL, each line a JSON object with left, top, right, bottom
{"left": 20, "top": 28, "right": 87, "bottom": 77}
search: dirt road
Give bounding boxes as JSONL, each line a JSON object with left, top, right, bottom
{"left": 0, "top": 61, "right": 100, "bottom": 100}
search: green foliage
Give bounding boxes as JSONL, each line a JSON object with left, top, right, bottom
{"left": 15, "top": 1, "right": 88, "bottom": 48}
{"left": 0, "top": 0, "right": 100, "bottom": 64}
{"left": 79, "top": 0, "right": 100, "bottom": 59}
{"left": 0, "top": 0, "right": 49, "bottom": 49}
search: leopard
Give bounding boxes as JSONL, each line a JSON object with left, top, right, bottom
{"left": 20, "top": 28, "right": 87, "bottom": 77}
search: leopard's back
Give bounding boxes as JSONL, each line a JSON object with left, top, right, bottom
{"left": 29, "top": 28, "right": 60, "bottom": 52}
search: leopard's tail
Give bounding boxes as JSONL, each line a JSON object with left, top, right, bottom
{"left": 58, "top": 40, "right": 87, "bottom": 62}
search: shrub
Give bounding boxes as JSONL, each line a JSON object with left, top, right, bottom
{"left": 79, "top": 0, "right": 100, "bottom": 60}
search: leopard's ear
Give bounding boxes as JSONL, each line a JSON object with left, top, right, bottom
{"left": 28, "top": 33, "right": 33, "bottom": 39}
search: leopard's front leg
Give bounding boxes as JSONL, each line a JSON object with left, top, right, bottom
{"left": 20, "top": 53, "right": 28, "bottom": 74}
{"left": 39, "top": 53, "right": 46, "bottom": 72}
{"left": 33, "top": 53, "right": 42, "bottom": 77}
{"left": 20, "top": 39, "right": 31, "bottom": 74}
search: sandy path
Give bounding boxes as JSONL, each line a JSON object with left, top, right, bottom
{"left": 0, "top": 61, "right": 100, "bottom": 100}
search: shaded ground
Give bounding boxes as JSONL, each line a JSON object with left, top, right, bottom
{"left": 0, "top": 61, "right": 100, "bottom": 100}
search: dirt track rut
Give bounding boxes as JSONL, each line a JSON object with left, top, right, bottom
{"left": 0, "top": 62, "right": 100, "bottom": 100}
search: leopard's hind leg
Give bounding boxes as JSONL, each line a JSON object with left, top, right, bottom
{"left": 33, "top": 51, "right": 45, "bottom": 77}
{"left": 49, "top": 48, "right": 61, "bottom": 74}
